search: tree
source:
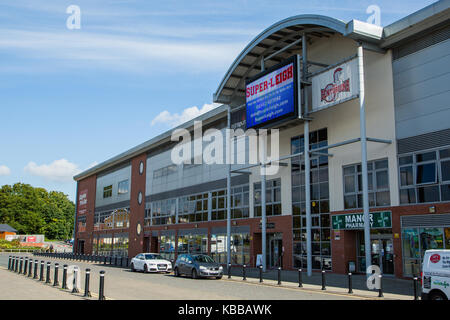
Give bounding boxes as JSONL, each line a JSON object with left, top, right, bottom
{"left": 0, "top": 183, "right": 75, "bottom": 240}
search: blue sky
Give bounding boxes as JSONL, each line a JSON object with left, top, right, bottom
{"left": 0, "top": 0, "right": 436, "bottom": 201}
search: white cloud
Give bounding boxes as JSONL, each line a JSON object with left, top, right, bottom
{"left": 151, "top": 103, "right": 220, "bottom": 128}
{"left": 0, "top": 165, "right": 11, "bottom": 176}
{"left": 24, "top": 159, "right": 82, "bottom": 182}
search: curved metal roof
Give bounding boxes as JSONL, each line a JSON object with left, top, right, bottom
{"left": 213, "top": 14, "right": 382, "bottom": 106}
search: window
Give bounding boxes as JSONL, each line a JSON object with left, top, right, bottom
{"left": 153, "top": 164, "right": 177, "bottom": 179}
{"left": 254, "top": 178, "right": 281, "bottom": 217}
{"left": 77, "top": 216, "right": 86, "bottom": 233}
{"left": 149, "top": 198, "right": 177, "bottom": 226}
{"left": 118, "top": 180, "right": 129, "bottom": 195}
{"left": 211, "top": 185, "right": 250, "bottom": 220}
{"left": 94, "top": 208, "right": 129, "bottom": 230}
{"left": 291, "top": 128, "right": 331, "bottom": 270}
{"left": 178, "top": 193, "right": 208, "bottom": 223}
{"left": 343, "top": 159, "right": 390, "bottom": 209}
{"left": 399, "top": 147, "right": 450, "bottom": 204}
{"left": 103, "top": 185, "right": 112, "bottom": 198}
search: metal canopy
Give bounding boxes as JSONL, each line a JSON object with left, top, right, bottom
{"left": 213, "top": 14, "right": 382, "bottom": 106}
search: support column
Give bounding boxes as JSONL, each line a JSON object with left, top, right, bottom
{"left": 226, "top": 105, "right": 232, "bottom": 267}
{"left": 358, "top": 44, "right": 372, "bottom": 276}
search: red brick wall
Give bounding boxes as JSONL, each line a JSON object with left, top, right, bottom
{"left": 128, "top": 154, "right": 147, "bottom": 258}
{"left": 75, "top": 175, "right": 97, "bottom": 254}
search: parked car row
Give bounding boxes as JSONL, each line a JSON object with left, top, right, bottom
{"left": 130, "top": 252, "right": 224, "bottom": 279}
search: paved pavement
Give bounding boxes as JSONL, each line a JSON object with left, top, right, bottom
{"left": 0, "top": 267, "right": 83, "bottom": 300}
{"left": 0, "top": 253, "right": 419, "bottom": 300}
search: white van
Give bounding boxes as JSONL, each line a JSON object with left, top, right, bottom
{"left": 421, "top": 249, "right": 450, "bottom": 300}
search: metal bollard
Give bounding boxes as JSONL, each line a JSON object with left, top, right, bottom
{"left": 46, "top": 261, "right": 51, "bottom": 284}
{"left": 242, "top": 264, "right": 246, "bottom": 281}
{"left": 23, "top": 258, "right": 28, "bottom": 275}
{"left": 19, "top": 257, "right": 23, "bottom": 274}
{"left": 39, "top": 261, "right": 44, "bottom": 281}
{"left": 321, "top": 270, "right": 326, "bottom": 290}
{"left": 115, "top": 256, "right": 118, "bottom": 266}
{"left": 28, "top": 259, "right": 33, "bottom": 277}
{"left": 277, "top": 267, "right": 282, "bottom": 285}
{"left": 99, "top": 271, "right": 106, "bottom": 300}
{"left": 298, "top": 268, "right": 303, "bottom": 287}
{"left": 413, "top": 276, "right": 418, "bottom": 300}
{"left": 72, "top": 267, "right": 80, "bottom": 293}
{"left": 259, "top": 265, "right": 263, "bottom": 283}
{"left": 62, "top": 265, "right": 68, "bottom": 289}
{"left": 378, "top": 275, "right": 383, "bottom": 297}
{"left": 53, "top": 263, "right": 60, "bottom": 286}
{"left": 228, "top": 263, "right": 231, "bottom": 279}
{"left": 10, "top": 256, "right": 15, "bottom": 271}
{"left": 33, "top": 260, "right": 38, "bottom": 279}
{"left": 348, "top": 273, "right": 353, "bottom": 294}
{"left": 84, "top": 269, "right": 92, "bottom": 297}
{"left": 14, "top": 257, "right": 18, "bottom": 272}
{"left": 104, "top": 256, "right": 107, "bottom": 265}
{"left": 8, "top": 256, "right": 12, "bottom": 270}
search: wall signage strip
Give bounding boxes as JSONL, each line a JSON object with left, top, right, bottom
{"left": 332, "top": 211, "right": 392, "bottom": 230}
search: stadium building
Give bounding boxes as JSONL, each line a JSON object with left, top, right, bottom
{"left": 73, "top": 1, "right": 450, "bottom": 278}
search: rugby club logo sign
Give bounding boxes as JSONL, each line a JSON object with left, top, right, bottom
{"left": 312, "top": 57, "right": 359, "bottom": 111}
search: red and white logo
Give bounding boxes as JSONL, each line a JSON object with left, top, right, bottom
{"left": 430, "top": 254, "right": 441, "bottom": 263}
{"left": 320, "top": 67, "right": 350, "bottom": 103}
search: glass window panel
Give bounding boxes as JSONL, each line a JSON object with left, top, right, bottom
{"left": 399, "top": 155, "right": 413, "bottom": 165}
{"left": 375, "top": 159, "right": 388, "bottom": 169}
{"left": 416, "top": 163, "right": 436, "bottom": 184}
{"left": 416, "top": 151, "right": 436, "bottom": 162}
{"left": 344, "top": 175, "right": 355, "bottom": 193}
{"left": 344, "top": 166, "right": 355, "bottom": 175}
{"left": 400, "top": 166, "right": 414, "bottom": 186}
{"left": 376, "top": 171, "right": 389, "bottom": 189}
{"left": 344, "top": 195, "right": 357, "bottom": 209}
{"left": 320, "top": 200, "right": 329, "bottom": 213}
{"left": 417, "top": 186, "right": 440, "bottom": 203}
{"left": 420, "top": 228, "right": 444, "bottom": 251}
{"left": 402, "top": 228, "right": 420, "bottom": 259}
{"left": 319, "top": 183, "right": 329, "bottom": 200}
{"left": 441, "top": 160, "right": 450, "bottom": 182}
{"left": 376, "top": 191, "right": 390, "bottom": 206}
{"left": 440, "top": 148, "right": 450, "bottom": 159}
{"left": 400, "top": 188, "right": 416, "bottom": 204}
{"left": 319, "top": 168, "right": 328, "bottom": 182}
{"left": 320, "top": 214, "right": 330, "bottom": 228}
{"left": 441, "top": 185, "right": 450, "bottom": 201}
{"left": 445, "top": 228, "right": 450, "bottom": 248}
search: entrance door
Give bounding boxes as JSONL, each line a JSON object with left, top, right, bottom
{"left": 77, "top": 240, "right": 85, "bottom": 254}
{"left": 267, "top": 233, "right": 283, "bottom": 268}
{"left": 371, "top": 238, "right": 394, "bottom": 275}
{"left": 143, "top": 236, "right": 150, "bottom": 253}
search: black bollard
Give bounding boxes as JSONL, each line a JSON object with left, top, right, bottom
{"left": 378, "top": 275, "right": 383, "bottom": 298}
{"left": 23, "top": 258, "right": 28, "bottom": 275}
{"left": 72, "top": 267, "right": 80, "bottom": 293}
{"left": 348, "top": 273, "right": 353, "bottom": 294}
{"left": 278, "top": 267, "right": 282, "bottom": 285}
{"left": 99, "top": 271, "right": 106, "bottom": 300}
{"left": 39, "top": 261, "right": 44, "bottom": 281}
{"left": 298, "top": 268, "right": 303, "bottom": 287}
{"left": 228, "top": 263, "right": 231, "bottom": 279}
{"left": 259, "top": 265, "right": 263, "bottom": 283}
{"left": 10, "top": 256, "right": 15, "bottom": 271}
{"left": 54, "top": 263, "right": 60, "bottom": 286}
{"left": 46, "top": 261, "right": 51, "bottom": 284}
{"left": 413, "top": 276, "right": 418, "bottom": 300}
{"left": 33, "top": 260, "right": 38, "bottom": 279}
{"left": 242, "top": 264, "right": 246, "bottom": 281}
{"left": 62, "top": 265, "right": 68, "bottom": 289}
{"left": 8, "top": 256, "right": 11, "bottom": 270}
{"left": 84, "top": 269, "right": 92, "bottom": 297}
{"left": 321, "top": 270, "right": 326, "bottom": 290}
{"left": 14, "top": 257, "right": 18, "bottom": 272}
{"left": 28, "top": 259, "right": 33, "bottom": 277}
{"left": 104, "top": 256, "right": 107, "bottom": 265}
{"left": 19, "top": 257, "right": 23, "bottom": 274}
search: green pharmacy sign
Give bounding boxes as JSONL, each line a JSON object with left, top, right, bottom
{"left": 332, "top": 211, "right": 392, "bottom": 230}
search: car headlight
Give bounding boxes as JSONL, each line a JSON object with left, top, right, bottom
{"left": 199, "top": 266, "right": 207, "bottom": 271}
{"left": 219, "top": 266, "right": 223, "bottom": 271}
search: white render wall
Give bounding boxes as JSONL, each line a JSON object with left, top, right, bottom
{"left": 95, "top": 165, "right": 132, "bottom": 208}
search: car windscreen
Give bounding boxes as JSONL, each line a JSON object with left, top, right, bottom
{"left": 145, "top": 254, "right": 164, "bottom": 260}
{"left": 193, "top": 255, "right": 215, "bottom": 263}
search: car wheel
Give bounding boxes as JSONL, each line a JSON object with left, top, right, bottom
{"left": 174, "top": 267, "right": 180, "bottom": 277}
{"left": 216, "top": 276, "right": 222, "bottom": 280}
{"left": 130, "top": 263, "right": 135, "bottom": 272}
{"left": 191, "top": 268, "right": 198, "bottom": 279}
{"left": 429, "top": 291, "right": 447, "bottom": 300}
{"left": 143, "top": 265, "right": 148, "bottom": 273}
